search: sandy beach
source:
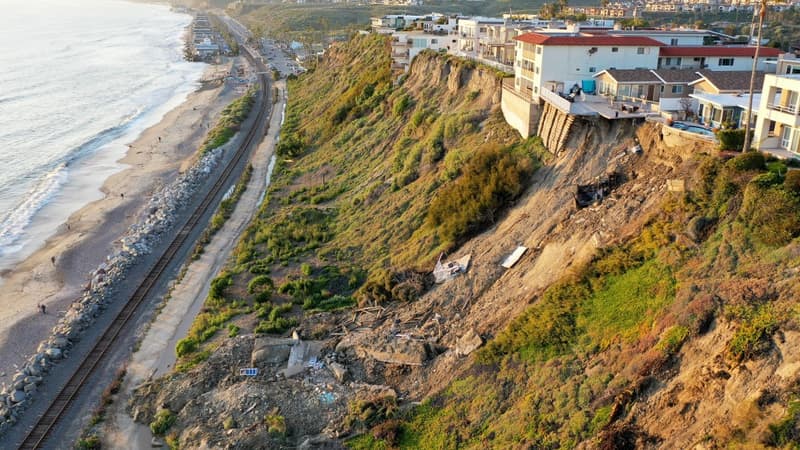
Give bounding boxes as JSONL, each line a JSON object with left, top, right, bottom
{"left": 0, "top": 60, "right": 239, "bottom": 385}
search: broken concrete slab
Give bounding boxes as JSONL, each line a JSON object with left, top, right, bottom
{"left": 281, "top": 340, "right": 323, "bottom": 378}
{"left": 363, "top": 339, "right": 427, "bottom": 366}
{"left": 456, "top": 329, "right": 483, "bottom": 356}
{"left": 251, "top": 337, "right": 296, "bottom": 366}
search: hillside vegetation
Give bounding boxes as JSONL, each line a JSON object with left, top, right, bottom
{"left": 174, "top": 33, "right": 541, "bottom": 367}
{"left": 351, "top": 150, "right": 800, "bottom": 449}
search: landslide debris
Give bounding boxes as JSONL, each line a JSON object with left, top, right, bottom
{"left": 129, "top": 31, "right": 800, "bottom": 450}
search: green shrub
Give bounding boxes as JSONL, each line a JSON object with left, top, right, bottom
{"left": 727, "top": 305, "right": 778, "bottom": 361}
{"left": 426, "top": 143, "right": 536, "bottom": 250}
{"left": 749, "top": 171, "right": 782, "bottom": 188}
{"left": 247, "top": 275, "right": 274, "bottom": 294}
{"left": 223, "top": 416, "right": 237, "bottom": 430}
{"left": 768, "top": 399, "right": 800, "bottom": 446}
{"left": 393, "top": 94, "right": 412, "bottom": 116}
{"left": 740, "top": 182, "right": 800, "bottom": 246}
{"left": 727, "top": 151, "right": 765, "bottom": 172}
{"left": 76, "top": 435, "right": 101, "bottom": 450}
{"left": 656, "top": 325, "right": 689, "bottom": 354}
{"left": 209, "top": 273, "right": 232, "bottom": 300}
{"left": 150, "top": 409, "right": 177, "bottom": 436}
{"left": 785, "top": 170, "right": 800, "bottom": 193}
{"left": 265, "top": 414, "right": 287, "bottom": 436}
{"left": 175, "top": 337, "right": 197, "bottom": 357}
{"left": 716, "top": 129, "right": 749, "bottom": 151}
{"left": 200, "top": 89, "right": 256, "bottom": 154}
{"left": 227, "top": 324, "right": 240, "bottom": 338}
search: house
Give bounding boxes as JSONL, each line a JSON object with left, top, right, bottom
{"left": 511, "top": 32, "right": 663, "bottom": 102}
{"left": 657, "top": 46, "right": 781, "bottom": 71}
{"left": 753, "top": 73, "right": 800, "bottom": 157}
{"left": 605, "top": 29, "right": 711, "bottom": 46}
{"left": 455, "top": 17, "right": 506, "bottom": 58}
{"left": 776, "top": 52, "right": 800, "bottom": 75}
{"left": 593, "top": 68, "right": 700, "bottom": 112}
{"left": 689, "top": 70, "right": 764, "bottom": 128}
{"left": 563, "top": 5, "right": 633, "bottom": 18}
{"left": 371, "top": 15, "right": 425, "bottom": 33}
{"left": 390, "top": 31, "right": 455, "bottom": 72}
{"left": 594, "top": 69, "right": 663, "bottom": 102}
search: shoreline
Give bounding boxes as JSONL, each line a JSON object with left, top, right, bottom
{"left": 0, "top": 60, "right": 239, "bottom": 386}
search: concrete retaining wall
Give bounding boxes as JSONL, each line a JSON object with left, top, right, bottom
{"left": 501, "top": 83, "right": 539, "bottom": 138}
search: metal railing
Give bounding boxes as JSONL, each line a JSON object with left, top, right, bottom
{"left": 767, "top": 103, "right": 798, "bottom": 115}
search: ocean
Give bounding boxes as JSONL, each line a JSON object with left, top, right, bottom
{"left": 0, "top": 0, "right": 206, "bottom": 271}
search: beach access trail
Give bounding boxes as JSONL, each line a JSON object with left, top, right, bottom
{"left": 0, "top": 63, "right": 237, "bottom": 388}
{"left": 102, "top": 78, "right": 286, "bottom": 449}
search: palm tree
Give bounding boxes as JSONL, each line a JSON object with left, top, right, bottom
{"left": 743, "top": 0, "right": 767, "bottom": 152}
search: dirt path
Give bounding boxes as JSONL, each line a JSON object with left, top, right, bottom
{"left": 101, "top": 79, "right": 286, "bottom": 448}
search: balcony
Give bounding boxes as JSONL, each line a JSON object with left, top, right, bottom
{"left": 767, "top": 103, "right": 798, "bottom": 115}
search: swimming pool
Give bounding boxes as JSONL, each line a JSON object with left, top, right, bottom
{"left": 671, "top": 122, "right": 716, "bottom": 137}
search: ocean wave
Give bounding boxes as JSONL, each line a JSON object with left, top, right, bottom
{"left": 0, "top": 163, "right": 69, "bottom": 256}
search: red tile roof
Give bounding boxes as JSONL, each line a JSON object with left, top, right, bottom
{"left": 514, "top": 33, "right": 664, "bottom": 47}
{"left": 659, "top": 46, "right": 782, "bottom": 57}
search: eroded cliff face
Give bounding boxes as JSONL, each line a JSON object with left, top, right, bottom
{"left": 404, "top": 51, "right": 503, "bottom": 106}
{"left": 127, "top": 35, "right": 799, "bottom": 449}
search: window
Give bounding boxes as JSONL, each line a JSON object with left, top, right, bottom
{"left": 671, "top": 85, "right": 683, "bottom": 94}
{"left": 534, "top": 86, "right": 538, "bottom": 93}
{"left": 670, "top": 38, "right": 679, "bottom": 45}
{"left": 589, "top": 67, "right": 597, "bottom": 73}
{"left": 431, "top": 39, "right": 437, "bottom": 44}
{"left": 719, "top": 58, "right": 734, "bottom": 66}
{"left": 612, "top": 47, "right": 619, "bottom": 53}
{"left": 676, "top": 58, "right": 682, "bottom": 66}
{"left": 536, "top": 46, "right": 542, "bottom": 54}
{"left": 535, "top": 66, "right": 539, "bottom": 74}
{"left": 665, "top": 57, "right": 672, "bottom": 65}
{"left": 637, "top": 47, "right": 645, "bottom": 54}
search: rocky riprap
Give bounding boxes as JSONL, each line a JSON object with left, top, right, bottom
{"left": 0, "top": 145, "right": 228, "bottom": 436}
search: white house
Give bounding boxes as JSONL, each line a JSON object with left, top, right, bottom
{"left": 391, "top": 31, "right": 456, "bottom": 72}
{"left": 657, "top": 46, "right": 781, "bottom": 71}
{"left": 754, "top": 73, "right": 800, "bottom": 157}
{"left": 455, "top": 17, "right": 506, "bottom": 58}
{"left": 512, "top": 32, "right": 663, "bottom": 102}
{"left": 606, "top": 29, "right": 711, "bottom": 46}
{"left": 371, "top": 15, "right": 425, "bottom": 33}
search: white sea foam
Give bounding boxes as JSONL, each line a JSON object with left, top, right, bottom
{"left": 0, "top": 163, "right": 68, "bottom": 256}
{"left": 0, "top": 0, "right": 206, "bottom": 269}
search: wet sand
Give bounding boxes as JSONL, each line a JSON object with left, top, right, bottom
{"left": 0, "top": 61, "right": 238, "bottom": 384}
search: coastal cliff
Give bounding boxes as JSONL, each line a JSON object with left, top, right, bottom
{"left": 128, "top": 34, "right": 800, "bottom": 450}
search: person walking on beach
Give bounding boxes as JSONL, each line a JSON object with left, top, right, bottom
{"left": 51, "top": 256, "right": 55, "bottom": 265}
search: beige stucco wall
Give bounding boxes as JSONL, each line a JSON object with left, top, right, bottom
{"left": 502, "top": 83, "right": 539, "bottom": 138}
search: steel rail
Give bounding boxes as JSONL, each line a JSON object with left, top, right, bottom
{"left": 17, "top": 45, "right": 269, "bottom": 449}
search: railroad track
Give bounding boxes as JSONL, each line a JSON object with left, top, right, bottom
{"left": 18, "top": 45, "right": 270, "bottom": 450}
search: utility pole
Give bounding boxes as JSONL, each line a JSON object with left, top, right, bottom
{"left": 743, "top": 0, "right": 766, "bottom": 152}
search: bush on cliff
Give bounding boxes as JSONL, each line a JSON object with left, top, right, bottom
{"left": 716, "top": 129, "right": 749, "bottom": 151}
{"left": 426, "top": 141, "right": 537, "bottom": 250}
